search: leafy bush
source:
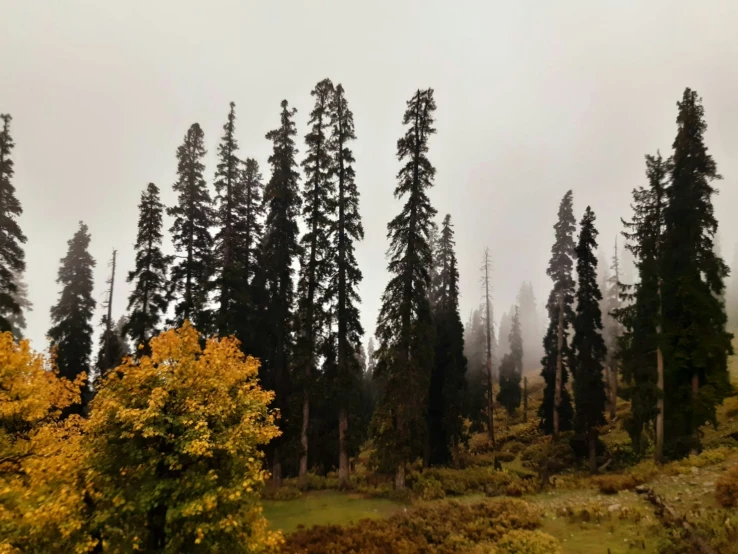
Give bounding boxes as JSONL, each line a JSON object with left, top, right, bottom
{"left": 413, "top": 475, "right": 446, "bottom": 500}
{"left": 423, "top": 467, "right": 515, "bottom": 496}
{"left": 592, "top": 474, "right": 637, "bottom": 494}
{"left": 664, "top": 446, "right": 733, "bottom": 475}
{"left": 261, "top": 486, "right": 303, "bottom": 501}
{"left": 716, "top": 465, "right": 738, "bottom": 508}
{"left": 496, "top": 451, "right": 516, "bottom": 463}
{"left": 282, "top": 498, "right": 541, "bottom": 554}
{"left": 496, "top": 530, "right": 562, "bottom": 554}
{"left": 504, "top": 440, "right": 525, "bottom": 454}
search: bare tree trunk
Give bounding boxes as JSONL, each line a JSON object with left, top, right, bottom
{"left": 554, "top": 294, "right": 564, "bottom": 440}
{"left": 298, "top": 393, "right": 309, "bottom": 489}
{"left": 655, "top": 277, "right": 664, "bottom": 464}
{"left": 523, "top": 377, "right": 528, "bottom": 423}
{"left": 338, "top": 408, "right": 349, "bottom": 488}
{"left": 487, "top": 361, "right": 495, "bottom": 447}
{"left": 394, "top": 463, "right": 405, "bottom": 490}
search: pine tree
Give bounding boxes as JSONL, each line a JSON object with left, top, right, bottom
{"left": 168, "top": 123, "right": 215, "bottom": 333}
{"left": 601, "top": 239, "right": 622, "bottom": 420}
{"left": 96, "top": 249, "right": 121, "bottom": 379}
{"left": 0, "top": 114, "right": 27, "bottom": 333}
{"left": 372, "top": 89, "right": 437, "bottom": 489}
{"left": 572, "top": 207, "right": 607, "bottom": 473}
{"left": 661, "top": 88, "right": 733, "bottom": 457}
{"left": 48, "top": 222, "right": 96, "bottom": 415}
{"left": 539, "top": 190, "right": 576, "bottom": 437}
{"left": 213, "top": 102, "right": 247, "bottom": 337}
{"left": 256, "top": 100, "right": 302, "bottom": 483}
{"left": 619, "top": 152, "right": 670, "bottom": 458}
{"left": 498, "top": 306, "right": 522, "bottom": 417}
{"left": 516, "top": 282, "right": 542, "bottom": 371}
{"left": 480, "top": 248, "right": 496, "bottom": 445}
{"left": 125, "top": 183, "right": 170, "bottom": 356}
{"left": 463, "top": 308, "right": 488, "bottom": 431}
{"left": 428, "top": 214, "right": 467, "bottom": 466}
{"left": 7, "top": 269, "right": 31, "bottom": 340}
{"left": 326, "top": 83, "right": 365, "bottom": 486}
{"left": 294, "top": 79, "right": 335, "bottom": 487}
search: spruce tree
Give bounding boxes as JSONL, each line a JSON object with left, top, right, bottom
{"left": 516, "top": 282, "right": 541, "bottom": 371}
{"left": 256, "top": 100, "right": 302, "bottom": 483}
{"left": 372, "top": 89, "right": 437, "bottom": 489}
{"left": 463, "top": 308, "right": 488, "bottom": 431}
{"left": 327, "top": 83, "right": 365, "bottom": 486}
{"left": 96, "top": 249, "right": 122, "bottom": 379}
{"left": 498, "top": 306, "right": 522, "bottom": 417}
{"left": 48, "top": 222, "right": 96, "bottom": 414}
{"left": 125, "top": 183, "right": 170, "bottom": 356}
{"left": 481, "top": 248, "right": 496, "bottom": 445}
{"left": 572, "top": 207, "right": 607, "bottom": 473}
{"left": 539, "top": 190, "right": 576, "bottom": 437}
{"left": 294, "top": 79, "right": 335, "bottom": 486}
{"left": 619, "top": 152, "right": 670, "bottom": 457}
{"left": 661, "top": 88, "right": 733, "bottom": 457}
{"left": 213, "top": 102, "right": 247, "bottom": 337}
{"left": 7, "top": 269, "right": 31, "bottom": 340}
{"left": 168, "top": 123, "right": 215, "bottom": 333}
{"left": 601, "top": 240, "right": 622, "bottom": 420}
{"left": 0, "top": 114, "right": 27, "bottom": 333}
{"left": 428, "top": 214, "right": 467, "bottom": 466}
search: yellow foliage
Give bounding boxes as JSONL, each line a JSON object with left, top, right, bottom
{"left": 85, "top": 323, "right": 283, "bottom": 552}
{"left": 495, "top": 530, "right": 562, "bottom": 554}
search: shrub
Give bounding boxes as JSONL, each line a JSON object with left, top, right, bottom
{"left": 423, "top": 467, "right": 515, "bottom": 496}
{"left": 413, "top": 475, "right": 446, "bottom": 501}
{"left": 282, "top": 498, "right": 541, "bottom": 554}
{"left": 592, "top": 474, "right": 637, "bottom": 495}
{"left": 496, "top": 530, "right": 562, "bottom": 554}
{"left": 261, "top": 486, "right": 302, "bottom": 501}
{"left": 496, "top": 451, "right": 516, "bottom": 463}
{"left": 504, "top": 440, "right": 525, "bottom": 454}
{"left": 716, "top": 465, "right": 738, "bottom": 508}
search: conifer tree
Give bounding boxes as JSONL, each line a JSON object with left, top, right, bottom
{"left": 0, "top": 114, "right": 27, "bottom": 333}
{"left": 125, "top": 183, "right": 170, "bottom": 356}
{"left": 168, "top": 123, "right": 215, "bottom": 333}
{"left": 481, "top": 248, "right": 496, "bottom": 445}
{"left": 7, "top": 269, "right": 31, "bottom": 340}
{"left": 372, "top": 89, "right": 437, "bottom": 489}
{"left": 48, "top": 222, "right": 96, "bottom": 414}
{"left": 327, "top": 83, "right": 365, "bottom": 486}
{"left": 572, "top": 207, "right": 607, "bottom": 473}
{"left": 96, "top": 249, "right": 122, "bottom": 380}
{"left": 498, "top": 306, "right": 522, "bottom": 417}
{"left": 463, "top": 308, "right": 488, "bottom": 431}
{"left": 213, "top": 102, "right": 247, "bottom": 337}
{"left": 539, "top": 190, "right": 576, "bottom": 437}
{"left": 256, "top": 100, "right": 302, "bottom": 483}
{"left": 661, "top": 88, "right": 733, "bottom": 457}
{"left": 516, "top": 282, "right": 542, "bottom": 371}
{"left": 602, "top": 239, "right": 622, "bottom": 420}
{"left": 295, "top": 79, "right": 335, "bottom": 486}
{"left": 619, "top": 152, "right": 670, "bottom": 457}
{"left": 428, "top": 214, "right": 467, "bottom": 466}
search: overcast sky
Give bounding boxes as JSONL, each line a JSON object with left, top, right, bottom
{"left": 2, "top": 1, "right": 737, "bottom": 357}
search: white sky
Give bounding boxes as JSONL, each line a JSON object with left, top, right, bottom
{"left": 2, "top": 1, "right": 737, "bottom": 355}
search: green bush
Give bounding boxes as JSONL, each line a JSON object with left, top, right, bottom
{"left": 423, "top": 467, "right": 515, "bottom": 496}
{"left": 495, "top": 452, "right": 516, "bottom": 463}
{"left": 413, "top": 475, "right": 446, "bottom": 501}
{"left": 504, "top": 440, "right": 525, "bottom": 454}
{"left": 716, "top": 465, "right": 738, "bottom": 508}
{"left": 496, "top": 530, "right": 562, "bottom": 554}
{"left": 261, "top": 485, "right": 302, "bottom": 501}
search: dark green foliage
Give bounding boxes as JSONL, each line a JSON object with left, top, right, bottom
{"left": 6, "top": 270, "right": 31, "bottom": 341}
{"left": 618, "top": 152, "right": 670, "bottom": 451}
{"left": 539, "top": 190, "right": 576, "bottom": 434}
{"left": 572, "top": 207, "right": 607, "bottom": 467}
{"left": 213, "top": 102, "right": 247, "bottom": 337}
{"left": 95, "top": 315, "right": 129, "bottom": 378}
{"left": 463, "top": 308, "right": 488, "bottom": 431}
{"left": 498, "top": 307, "right": 522, "bottom": 416}
{"left": 125, "top": 183, "right": 170, "bottom": 356}
{"left": 661, "top": 88, "right": 733, "bottom": 457}
{"left": 516, "top": 282, "right": 541, "bottom": 371}
{"left": 256, "top": 100, "right": 302, "bottom": 476}
{"left": 48, "top": 222, "right": 96, "bottom": 413}
{"left": 168, "top": 123, "right": 215, "bottom": 333}
{"left": 0, "top": 115, "right": 27, "bottom": 333}
{"left": 428, "top": 214, "right": 467, "bottom": 466}
{"left": 372, "top": 89, "right": 438, "bottom": 484}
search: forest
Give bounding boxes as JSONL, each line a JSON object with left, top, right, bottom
{"left": 1, "top": 83, "right": 738, "bottom": 554}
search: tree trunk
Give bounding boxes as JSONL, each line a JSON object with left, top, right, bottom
{"left": 609, "top": 362, "right": 618, "bottom": 420}
{"left": 588, "top": 430, "right": 597, "bottom": 474}
{"left": 338, "top": 407, "right": 350, "bottom": 488}
{"left": 604, "top": 365, "right": 612, "bottom": 414}
{"left": 298, "top": 392, "right": 309, "bottom": 489}
{"left": 394, "top": 463, "right": 405, "bottom": 490}
{"left": 146, "top": 503, "right": 167, "bottom": 551}
{"left": 554, "top": 294, "right": 564, "bottom": 440}
{"left": 655, "top": 278, "right": 664, "bottom": 464}
{"left": 487, "top": 360, "right": 495, "bottom": 447}
{"left": 523, "top": 377, "right": 528, "bottom": 423}
{"left": 271, "top": 450, "right": 282, "bottom": 488}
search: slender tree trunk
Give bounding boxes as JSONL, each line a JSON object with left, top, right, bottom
{"left": 609, "top": 361, "right": 618, "bottom": 420}
{"left": 554, "top": 294, "right": 564, "bottom": 440}
{"left": 588, "top": 429, "right": 597, "bottom": 474}
{"left": 604, "top": 365, "right": 612, "bottom": 414}
{"left": 272, "top": 451, "right": 282, "bottom": 488}
{"left": 298, "top": 393, "right": 309, "bottom": 489}
{"left": 655, "top": 278, "right": 664, "bottom": 464}
{"left": 523, "top": 377, "right": 528, "bottom": 423}
{"left": 487, "top": 360, "right": 495, "bottom": 447}
{"left": 338, "top": 408, "right": 349, "bottom": 488}
{"left": 394, "top": 463, "right": 405, "bottom": 490}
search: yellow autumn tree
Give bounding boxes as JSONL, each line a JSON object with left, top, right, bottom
{"left": 85, "top": 322, "right": 282, "bottom": 553}
{"left": 0, "top": 332, "right": 92, "bottom": 553}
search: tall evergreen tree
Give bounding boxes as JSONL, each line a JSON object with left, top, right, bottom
{"left": 125, "top": 183, "right": 170, "bottom": 356}
{"left": 601, "top": 239, "right": 622, "bottom": 420}
{"left": 661, "top": 88, "right": 733, "bottom": 457}
{"left": 619, "top": 152, "right": 670, "bottom": 457}
{"left": 428, "top": 214, "right": 467, "bottom": 466}
{"left": 372, "top": 89, "right": 438, "bottom": 489}
{"left": 7, "top": 269, "right": 31, "bottom": 340}
{"left": 256, "top": 100, "right": 302, "bottom": 483}
{"left": 327, "top": 83, "right": 365, "bottom": 486}
{"left": 572, "top": 207, "right": 607, "bottom": 473}
{"left": 463, "top": 308, "right": 488, "bottom": 431}
{"left": 48, "top": 222, "right": 96, "bottom": 414}
{"left": 0, "top": 114, "right": 27, "bottom": 333}
{"left": 213, "top": 102, "right": 247, "bottom": 337}
{"left": 481, "top": 248, "right": 496, "bottom": 445}
{"left": 516, "top": 282, "right": 542, "bottom": 371}
{"left": 168, "top": 123, "right": 215, "bottom": 333}
{"left": 96, "top": 249, "right": 122, "bottom": 379}
{"left": 539, "top": 190, "right": 576, "bottom": 437}
{"left": 498, "top": 306, "right": 522, "bottom": 417}
{"left": 294, "top": 79, "right": 335, "bottom": 487}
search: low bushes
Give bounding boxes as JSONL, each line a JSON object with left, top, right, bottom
{"left": 496, "top": 530, "right": 562, "bottom": 554}
{"left": 281, "top": 498, "right": 542, "bottom": 554}
{"left": 591, "top": 459, "right": 659, "bottom": 494}
{"left": 419, "top": 467, "right": 515, "bottom": 496}
{"left": 716, "top": 465, "right": 738, "bottom": 508}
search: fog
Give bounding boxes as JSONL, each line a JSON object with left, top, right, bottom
{"left": 2, "top": 1, "right": 737, "bottom": 357}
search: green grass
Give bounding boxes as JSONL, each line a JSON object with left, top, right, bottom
{"left": 262, "top": 490, "right": 402, "bottom": 534}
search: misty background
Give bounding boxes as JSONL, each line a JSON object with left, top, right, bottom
{"left": 1, "top": 1, "right": 737, "bottom": 362}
